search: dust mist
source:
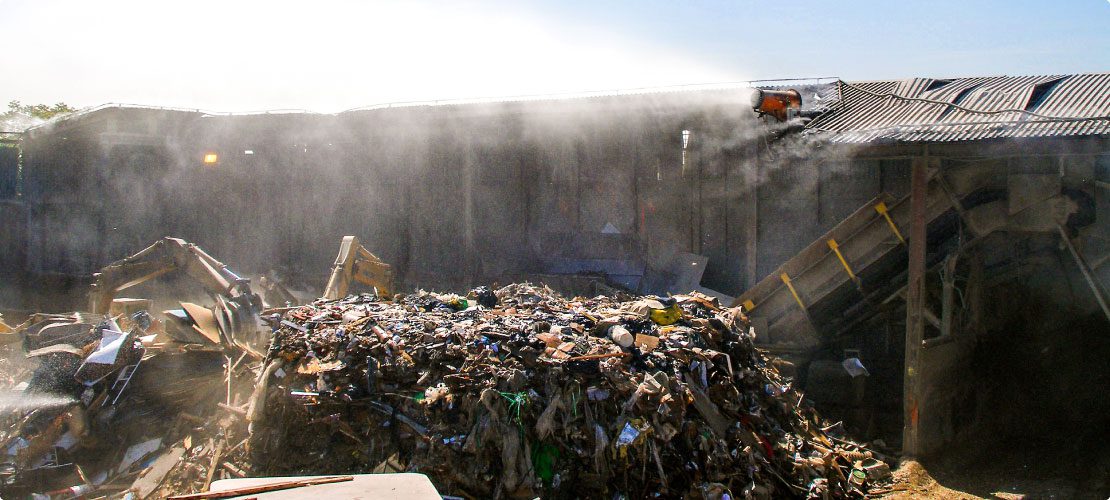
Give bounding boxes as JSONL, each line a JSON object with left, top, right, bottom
{"left": 18, "top": 84, "right": 844, "bottom": 301}
{"left": 0, "top": 391, "right": 75, "bottom": 412}
{"left": 1, "top": 113, "right": 45, "bottom": 133}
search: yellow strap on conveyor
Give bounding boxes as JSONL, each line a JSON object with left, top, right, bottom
{"left": 874, "top": 202, "right": 906, "bottom": 245}
{"left": 826, "top": 238, "right": 861, "bottom": 286}
{"left": 779, "top": 273, "right": 806, "bottom": 311}
{"left": 741, "top": 299, "right": 756, "bottom": 312}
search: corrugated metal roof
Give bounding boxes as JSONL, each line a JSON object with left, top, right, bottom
{"left": 26, "top": 81, "right": 779, "bottom": 131}
{"left": 805, "top": 73, "right": 1110, "bottom": 143}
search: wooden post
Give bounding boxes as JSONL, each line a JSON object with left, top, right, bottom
{"left": 903, "top": 152, "right": 929, "bottom": 457}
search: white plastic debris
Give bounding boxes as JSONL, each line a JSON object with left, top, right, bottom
{"left": 842, "top": 357, "right": 870, "bottom": 378}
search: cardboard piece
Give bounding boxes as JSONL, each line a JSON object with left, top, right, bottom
{"left": 181, "top": 303, "right": 221, "bottom": 345}
{"left": 634, "top": 334, "right": 659, "bottom": 352}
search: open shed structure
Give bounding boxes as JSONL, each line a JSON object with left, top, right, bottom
{"left": 741, "top": 74, "right": 1109, "bottom": 464}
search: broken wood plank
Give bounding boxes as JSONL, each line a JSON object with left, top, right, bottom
{"left": 217, "top": 402, "right": 247, "bottom": 416}
{"left": 130, "top": 445, "right": 187, "bottom": 499}
{"left": 686, "top": 383, "right": 729, "bottom": 436}
{"left": 566, "top": 352, "right": 628, "bottom": 362}
{"left": 202, "top": 439, "right": 226, "bottom": 493}
{"left": 167, "top": 475, "right": 353, "bottom": 499}
{"left": 221, "top": 461, "right": 247, "bottom": 478}
{"left": 177, "top": 411, "right": 206, "bottom": 424}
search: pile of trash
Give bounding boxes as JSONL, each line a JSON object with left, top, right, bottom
{"left": 0, "top": 283, "right": 886, "bottom": 499}
{"left": 0, "top": 310, "right": 261, "bottom": 499}
{"left": 246, "top": 284, "right": 883, "bottom": 498}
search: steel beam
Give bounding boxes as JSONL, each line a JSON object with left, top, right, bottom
{"left": 1057, "top": 224, "right": 1110, "bottom": 325}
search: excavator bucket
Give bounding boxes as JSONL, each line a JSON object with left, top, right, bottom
{"left": 324, "top": 236, "right": 394, "bottom": 300}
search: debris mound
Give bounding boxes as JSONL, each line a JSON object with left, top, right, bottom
{"left": 247, "top": 284, "right": 875, "bottom": 498}
{"left": 0, "top": 311, "right": 260, "bottom": 499}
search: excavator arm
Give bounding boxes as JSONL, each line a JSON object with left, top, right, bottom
{"left": 89, "top": 237, "right": 246, "bottom": 314}
{"left": 323, "top": 236, "right": 394, "bottom": 300}
{"left": 86, "top": 237, "right": 268, "bottom": 351}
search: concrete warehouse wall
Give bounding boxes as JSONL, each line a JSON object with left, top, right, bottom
{"left": 11, "top": 90, "right": 908, "bottom": 298}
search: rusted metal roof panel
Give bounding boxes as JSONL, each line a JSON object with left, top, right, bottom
{"left": 806, "top": 73, "right": 1110, "bottom": 143}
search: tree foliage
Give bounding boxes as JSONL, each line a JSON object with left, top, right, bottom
{"left": 4, "top": 100, "right": 76, "bottom": 120}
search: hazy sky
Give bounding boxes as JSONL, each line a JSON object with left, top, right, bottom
{"left": 2, "top": 0, "right": 1108, "bottom": 113}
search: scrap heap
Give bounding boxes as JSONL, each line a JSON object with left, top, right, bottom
{"left": 247, "top": 284, "right": 878, "bottom": 498}
{"left": 0, "top": 312, "right": 260, "bottom": 499}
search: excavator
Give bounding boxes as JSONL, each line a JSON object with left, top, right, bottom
{"left": 322, "top": 235, "right": 394, "bottom": 300}
{"left": 75, "top": 234, "right": 388, "bottom": 353}
{"left": 87, "top": 237, "right": 267, "bottom": 350}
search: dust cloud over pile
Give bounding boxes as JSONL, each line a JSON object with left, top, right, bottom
{"left": 151, "top": 90, "right": 781, "bottom": 289}
{"left": 19, "top": 84, "right": 852, "bottom": 302}
{"left": 6, "top": 0, "right": 819, "bottom": 302}
{"left": 1, "top": 114, "right": 44, "bottom": 133}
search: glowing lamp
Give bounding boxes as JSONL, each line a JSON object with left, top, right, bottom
{"left": 203, "top": 153, "right": 219, "bottom": 165}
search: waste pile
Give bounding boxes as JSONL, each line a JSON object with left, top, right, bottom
{"left": 0, "top": 283, "right": 886, "bottom": 499}
{"left": 247, "top": 284, "right": 883, "bottom": 499}
{"left": 0, "top": 311, "right": 261, "bottom": 499}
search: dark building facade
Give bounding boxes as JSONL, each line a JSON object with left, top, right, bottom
{"left": 6, "top": 87, "right": 903, "bottom": 298}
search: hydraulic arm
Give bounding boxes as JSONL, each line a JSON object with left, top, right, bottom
{"left": 88, "top": 237, "right": 264, "bottom": 348}
{"left": 323, "top": 236, "right": 393, "bottom": 300}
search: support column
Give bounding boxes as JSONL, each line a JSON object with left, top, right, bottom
{"left": 903, "top": 153, "right": 929, "bottom": 457}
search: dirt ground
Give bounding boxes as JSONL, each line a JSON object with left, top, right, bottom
{"left": 881, "top": 449, "right": 1110, "bottom": 500}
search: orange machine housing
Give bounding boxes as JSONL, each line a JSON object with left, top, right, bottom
{"left": 751, "top": 89, "right": 802, "bottom": 122}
